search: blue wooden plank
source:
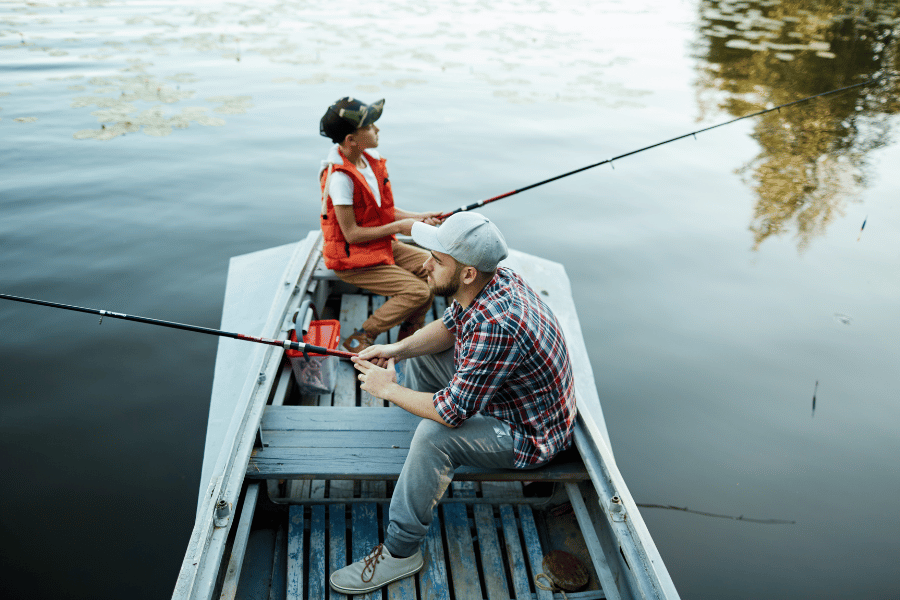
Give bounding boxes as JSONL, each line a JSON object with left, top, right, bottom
{"left": 287, "top": 506, "right": 304, "bottom": 600}
{"left": 442, "top": 503, "right": 482, "bottom": 598}
{"left": 451, "top": 481, "right": 477, "bottom": 498}
{"left": 519, "top": 506, "right": 554, "bottom": 600}
{"left": 419, "top": 508, "right": 450, "bottom": 600}
{"left": 329, "top": 504, "right": 347, "bottom": 600}
{"left": 382, "top": 502, "right": 417, "bottom": 600}
{"left": 352, "top": 503, "right": 381, "bottom": 600}
{"left": 249, "top": 446, "right": 589, "bottom": 482}
{"left": 473, "top": 504, "right": 510, "bottom": 600}
{"left": 270, "top": 522, "right": 287, "bottom": 600}
{"left": 309, "top": 505, "right": 327, "bottom": 600}
{"left": 500, "top": 504, "right": 532, "bottom": 600}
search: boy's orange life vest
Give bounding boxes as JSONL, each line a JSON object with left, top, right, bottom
{"left": 319, "top": 151, "right": 396, "bottom": 270}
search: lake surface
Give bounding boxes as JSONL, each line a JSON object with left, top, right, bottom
{"left": 2, "top": 0, "right": 898, "bottom": 598}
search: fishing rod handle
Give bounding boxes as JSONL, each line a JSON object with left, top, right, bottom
{"left": 286, "top": 340, "right": 357, "bottom": 360}
{"left": 439, "top": 201, "right": 481, "bottom": 219}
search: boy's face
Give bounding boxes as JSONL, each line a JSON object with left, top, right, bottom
{"left": 351, "top": 123, "right": 379, "bottom": 150}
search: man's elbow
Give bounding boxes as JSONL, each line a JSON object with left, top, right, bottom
{"left": 431, "top": 413, "right": 456, "bottom": 428}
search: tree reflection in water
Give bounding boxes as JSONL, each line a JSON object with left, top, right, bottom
{"left": 692, "top": 0, "right": 900, "bottom": 251}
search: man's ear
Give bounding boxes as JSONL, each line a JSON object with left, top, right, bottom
{"left": 461, "top": 266, "right": 479, "bottom": 285}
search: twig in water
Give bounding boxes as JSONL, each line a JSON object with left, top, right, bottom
{"left": 812, "top": 380, "right": 818, "bottom": 417}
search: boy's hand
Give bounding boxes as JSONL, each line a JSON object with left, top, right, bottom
{"left": 422, "top": 211, "right": 445, "bottom": 226}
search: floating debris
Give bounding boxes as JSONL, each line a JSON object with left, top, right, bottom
{"left": 72, "top": 96, "right": 133, "bottom": 110}
{"left": 206, "top": 95, "right": 253, "bottom": 114}
{"left": 833, "top": 313, "right": 852, "bottom": 325}
{"left": 14, "top": 116, "right": 37, "bottom": 123}
{"left": 73, "top": 105, "right": 225, "bottom": 141}
{"left": 166, "top": 73, "right": 199, "bottom": 83}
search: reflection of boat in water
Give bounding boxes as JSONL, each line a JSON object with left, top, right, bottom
{"left": 172, "top": 230, "right": 680, "bottom": 599}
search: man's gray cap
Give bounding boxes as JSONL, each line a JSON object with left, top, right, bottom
{"left": 412, "top": 212, "right": 509, "bottom": 272}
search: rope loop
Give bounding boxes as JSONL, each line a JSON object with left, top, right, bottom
{"left": 535, "top": 572, "right": 569, "bottom": 600}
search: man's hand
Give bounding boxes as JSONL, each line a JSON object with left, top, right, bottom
{"left": 357, "top": 342, "right": 402, "bottom": 367}
{"left": 352, "top": 355, "right": 450, "bottom": 425}
{"left": 352, "top": 356, "right": 398, "bottom": 399}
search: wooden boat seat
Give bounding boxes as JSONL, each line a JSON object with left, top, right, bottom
{"left": 248, "top": 405, "right": 589, "bottom": 482}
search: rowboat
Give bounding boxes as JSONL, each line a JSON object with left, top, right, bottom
{"left": 172, "top": 230, "right": 680, "bottom": 599}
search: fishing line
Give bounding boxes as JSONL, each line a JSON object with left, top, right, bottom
{"left": 439, "top": 76, "right": 888, "bottom": 218}
{"left": 636, "top": 503, "right": 796, "bottom": 525}
{"left": 0, "top": 293, "right": 356, "bottom": 359}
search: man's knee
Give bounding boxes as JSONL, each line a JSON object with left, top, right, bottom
{"left": 409, "top": 419, "right": 454, "bottom": 455}
{"left": 412, "top": 418, "right": 445, "bottom": 442}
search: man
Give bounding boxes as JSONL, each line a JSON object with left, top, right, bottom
{"left": 329, "top": 212, "right": 578, "bottom": 595}
{"left": 318, "top": 96, "right": 442, "bottom": 352}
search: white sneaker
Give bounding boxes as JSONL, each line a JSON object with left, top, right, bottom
{"left": 329, "top": 544, "right": 424, "bottom": 594}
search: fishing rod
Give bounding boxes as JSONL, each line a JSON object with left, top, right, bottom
{"left": 0, "top": 293, "right": 357, "bottom": 360}
{"left": 439, "top": 76, "right": 887, "bottom": 218}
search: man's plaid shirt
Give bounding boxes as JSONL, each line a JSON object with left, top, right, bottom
{"left": 434, "top": 267, "right": 577, "bottom": 468}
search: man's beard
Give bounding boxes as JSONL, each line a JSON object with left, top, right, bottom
{"left": 431, "top": 278, "right": 460, "bottom": 298}
{"left": 430, "top": 263, "right": 464, "bottom": 298}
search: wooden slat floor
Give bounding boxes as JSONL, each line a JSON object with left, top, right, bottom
{"left": 283, "top": 498, "right": 603, "bottom": 600}
{"left": 238, "top": 285, "right": 603, "bottom": 600}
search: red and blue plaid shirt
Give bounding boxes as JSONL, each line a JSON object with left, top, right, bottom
{"left": 434, "top": 267, "right": 577, "bottom": 468}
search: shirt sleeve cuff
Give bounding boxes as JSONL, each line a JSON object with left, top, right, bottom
{"left": 432, "top": 389, "right": 464, "bottom": 427}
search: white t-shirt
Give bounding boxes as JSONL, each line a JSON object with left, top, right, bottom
{"left": 327, "top": 151, "right": 382, "bottom": 207}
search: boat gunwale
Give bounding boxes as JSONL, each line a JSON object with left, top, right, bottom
{"left": 173, "top": 232, "right": 323, "bottom": 600}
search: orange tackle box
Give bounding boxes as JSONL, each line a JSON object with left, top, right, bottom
{"left": 286, "top": 320, "right": 340, "bottom": 395}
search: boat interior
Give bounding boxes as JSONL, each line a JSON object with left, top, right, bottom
{"left": 175, "top": 233, "right": 678, "bottom": 600}
{"left": 221, "top": 274, "right": 606, "bottom": 600}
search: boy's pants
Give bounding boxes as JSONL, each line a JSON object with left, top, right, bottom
{"left": 334, "top": 241, "right": 434, "bottom": 336}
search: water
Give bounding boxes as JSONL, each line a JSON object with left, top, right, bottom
{"left": 2, "top": 1, "right": 899, "bottom": 598}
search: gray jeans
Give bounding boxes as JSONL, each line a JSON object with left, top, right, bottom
{"left": 384, "top": 349, "right": 517, "bottom": 558}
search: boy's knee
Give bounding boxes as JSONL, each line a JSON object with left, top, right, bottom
{"left": 407, "top": 280, "right": 432, "bottom": 306}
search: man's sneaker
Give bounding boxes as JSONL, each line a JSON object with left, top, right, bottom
{"left": 342, "top": 328, "right": 376, "bottom": 353}
{"left": 329, "top": 544, "right": 423, "bottom": 594}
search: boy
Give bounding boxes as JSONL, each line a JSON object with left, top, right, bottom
{"left": 318, "top": 97, "right": 442, "bottom": 351}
